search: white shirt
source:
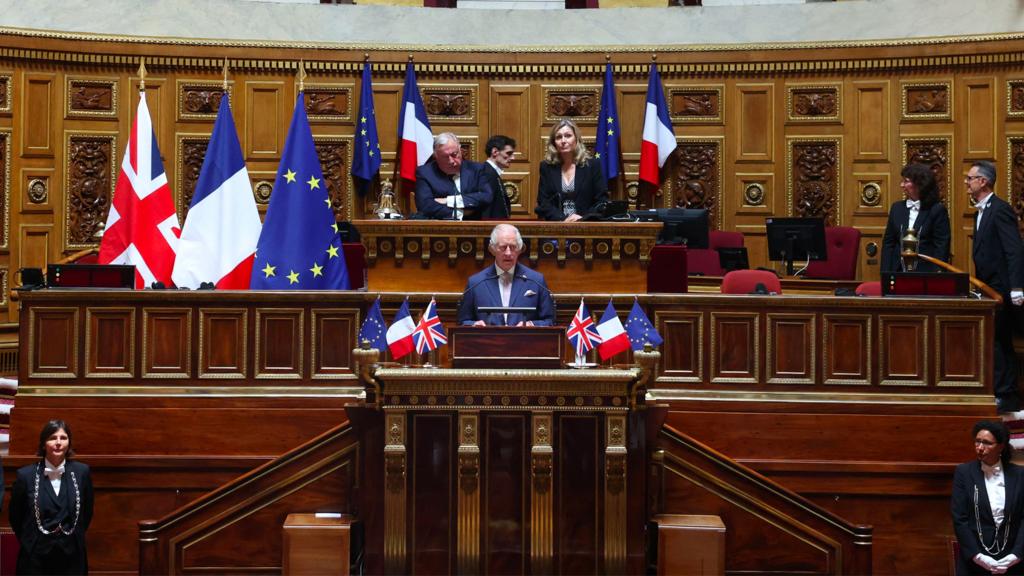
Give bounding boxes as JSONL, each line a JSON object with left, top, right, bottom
{"left": 445, "top": 174, "right": 464, "bottom": 220}
{"left": 486, "top": 159, "right": 504, "bottom": 176}
{"left": 44, "top": 459, "right": 66, "bottom": 495}
{"left": 975, "top": 192, "right": 993, "bottom": 230}
{"left": 494, "top": 264, "right": 513, "bottom": 308}
{"left": 906, "top": 199, "right": 920, "bottom": 230}
{"left": 982, "top": 461, "right": 1006, "bottom": 526}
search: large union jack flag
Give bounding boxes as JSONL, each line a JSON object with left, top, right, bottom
{"left": 98, "top": 92, "right": 180, "bottom": 288}
{"left": 567, "top": 298, "right": 603, "bottom": 357}
{"left": 413, "top": 298, "right": 448, "bottom": 354}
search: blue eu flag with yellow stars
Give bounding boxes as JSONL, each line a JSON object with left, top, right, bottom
{"left": 351, "top": 59, "right": 381, "bottom": 196}
{"left": 250, "top": 93, "right": 350, "bottom": 290}
{"left": 595, "top": 61, "right": 621, "bottom": 181}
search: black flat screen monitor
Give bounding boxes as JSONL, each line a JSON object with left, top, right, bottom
{"left": 765, "top": 217, "right": 827, "bottom": 276}
{"left": 630, "top": 208, "right": 709, "bottom": 248}
{"left": 717, "top": 247, "right": 749, "bottom": 272}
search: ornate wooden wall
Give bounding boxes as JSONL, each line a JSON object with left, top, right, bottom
{"left": 1, "top": 33, "right": 1024, "bottom": 338}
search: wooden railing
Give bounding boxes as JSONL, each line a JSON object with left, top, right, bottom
{"left": 652, "top": 425, "right": 872, "bottom": 575}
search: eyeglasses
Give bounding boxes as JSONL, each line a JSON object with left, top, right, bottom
{"left": 964, "top": 175, "right": 983, "bottom": 182}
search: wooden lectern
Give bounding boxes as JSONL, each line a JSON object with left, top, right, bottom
{"left": 349, "top": 331, "right": 659, "bottom": 575}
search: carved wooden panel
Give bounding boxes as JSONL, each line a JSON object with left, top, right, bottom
{"left": 142, "top": 308, "right": 192, "bottom": 378}
{"left": 28, "top": 307, "right": 79, "bottom": 378}
{"left": 657, "top": 311, "right": 703, "bottom": 383}
{"left": 245, "top": 81, "right": 284, "bottom": 160}
{"left": 822, "top": 314, "right": 871, "bottom": 386}
{"left": 64, "top": 132, "right": 116, "bottom": 249}
{"left": 903, "top": 137, "right": 951, "bottom": 202}
{"left": 304, "top": 83, "right": 353, "bottom": 122}
{"left": 1007, "top": 137, "right": 1024, "bottom": 234}
{"left": 672, "top": 139, "right": 721, "bottom": 229}
{"left": 254, "top": 308, "right": 303, "bottom": 379}
{"left": 198, "top": 308, "right": 248, "bottom": 379}
{"left": 0, "top": 268, "right": 7, "bottom": 307}
{"left": 19, "top": 225, "right": 52, "bottom": 273}
{"left": 65, "top": 77, "right": 118, "bottom": 118}
{"left": 457, "top": 135, "right": 478, "bottom": 164}
{"left": 0, "top": 129, "right": 8, "bottom": 249}
{"left": 311, "top": 309, "right": 357, "bottom": 378}
{"left": 86, "top": 307, "right": 135, "bottom": 378}
{"left": 314, "top": 136, "right": 354, "bottom": 221}
{"left": 175, "top": 135, "right": 209, "bottom": 218}
{"left": 852, "top": 80, "right": 889, "bottom": 162}
{"left": 177, "top": 80, "right": 230, "bottom": 121}
{"left": 0, "top": 73, "right": 11, "bottom": 113}
{"left": 1007, "top": 79, "right": 1024, "bottom": 118}
{"left": 787, "top": 138, "right": 840, "bottom": 225}
{"left": 710, "top": 312, "right": 759, "bottom": 384}
{"left": 766, "top": 313, "right": 815, "bottom": 385}
{"left": 22, "top": 73, "right": 55, "bottom": 157}
{"left": 483, "top": 414, "right": 527, "bottom": 575}
{"left": 556, "top": 414, "right": 600, "bottom": 574}
{"left": 901, "top": 81, "right": 952, "bottom": 121}
{"left": 786, "top": 84, "right": 840, "bottom": 123}
{"left": 423, "top": 84, "right": 478, "bottom": 124}
{"left": 669, "top": 86, "right": 723, "bottom": 124}
{"left": 543, "top": 86, "right": 598, "bottom": 123}
{"left": 735, "top": 84, "right": 773, "bottom": 162}
{"left": 963, "top": 78, "right": 995, "bottom": 158}
{"left": 879, "top": 316, "right": 928, "bottom": 386}
{"left": 935, "top": 315, "right": 985, "bottom": 388}
{"left": 411, "top": 413, "right": 455, "bottom": 574}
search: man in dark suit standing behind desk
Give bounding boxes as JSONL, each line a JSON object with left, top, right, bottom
{"left": 414, "top": 132, "right": 495, "bottom": 220}
{"left": 967, "top": 161, "right": 1024, "bottom": 412}
{"left": 480, "top": 135, "right": 516, "bottom": 219}
{"left": 457, "top": 223, "right": 555, "bottom": 327}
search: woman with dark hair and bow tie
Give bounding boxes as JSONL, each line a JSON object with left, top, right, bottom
{"left": 9, "top": 419, "right": 94, "bottom": 575}
{"left": 880, "top": 162, "right": 951, "bottom": 272}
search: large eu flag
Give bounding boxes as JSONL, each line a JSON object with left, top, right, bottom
{"left": 595, "top": 61, "right": 621, "bottom": 181}
{"left": 250, "top": 93, "right": 349, "bottom": 290}
{"left": 351, "top": 60, "right": 381, "bottom": 195}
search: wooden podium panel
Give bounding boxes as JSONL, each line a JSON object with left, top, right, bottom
{"left": 449, "top": 325, "right": 564, "bottom": 369}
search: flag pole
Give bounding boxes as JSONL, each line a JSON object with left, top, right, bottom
{"left": 137, "top": 58, "right": 146, "bottom": 93}
{"left": 222, "top": 58, "right": 229, "bottom": 91}
{"left": 297, "top": 59, "right": 306, "bottom": 93}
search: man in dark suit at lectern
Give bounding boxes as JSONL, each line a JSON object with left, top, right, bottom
{"left": 457, "top": 223, "right": 555, "bottom": 326}
{"left": 967, "top": 161, "right": 1024, "bottom": 412}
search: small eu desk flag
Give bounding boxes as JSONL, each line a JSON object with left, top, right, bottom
{"left": 251, "top": 93, "right": 349, "bottom": 290}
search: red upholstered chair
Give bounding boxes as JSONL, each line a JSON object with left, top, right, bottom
{"left": 803, "top": 226, "right": 861, "bottom": 280}
{"left": 855, "top": 281, "right": 881, "bottom": 297}
{"left": 0, "top": 528, "right": 19, "bottom": 576}
{"left": 720, "top": 270, "right": 782, "bottom": 295}
{"left": 687, "top": 230, "right": 745, "bottom": 276}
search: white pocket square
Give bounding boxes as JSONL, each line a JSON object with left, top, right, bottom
{"left": 524, "top": 289, "right": 537, "bottom": 297}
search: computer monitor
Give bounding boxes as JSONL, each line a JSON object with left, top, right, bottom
{"left": 629, "top": 208, "right": 709, "bottom": 248}
{"left": 717, "top": 247, "right": 749, "bottom": 273}
{"left": 765, "top": 217, "right": 827, "bottom": 276}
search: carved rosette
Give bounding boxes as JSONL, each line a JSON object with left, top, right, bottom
{"left": 304, "top": 84, "right": 353, "bottom": 122}
{"left": 422, "top": 85, "right": 477, "bottom": 124}
{"left": 903, "top": 138, "right": 950, "bottom": 201}
{"left": 670, "top": 87, "right": 723, "bottom": 123}
{"left": 0, "top": 74, "right": 10, "bottom": 113}
{"left": 65, "top": 133, "right": 115, "bottom": 248}
{"left": 744, "top": 182, "right": 766, "bottom": 206}
{"left": 544, "top": 87, "right": 599, "bottom": 122}
{"left": 253, "top": 180, "right": 273, "bottom": 205}
{"left": 66, "top": 78, "right": 117, "bottom": 118}
{"left": 1008, "top": 137, "right": 1024, "bottom": 234}
{"left": 176, "top": 81, "right": 230, "bottom": 121}
{"left": 901, "top": 81, "right": 952, "bottom": 121}
{"left": 787, "top": 85, "right": 840, "bottom": 122}
{"left": 788, "top": 139, "right": 839, "bottom": 225}
{"left": 176, "top": 136, "right": 210, "bottom": 217}
{"left": 860, "top": 182, "right": 882, "bottom": 207}
{"left": 27, "top": 178, "right": 47, "bottom": 205}
{"left": 313, "top": 137, "right": 353, "bottom": 221}
{"left": 673, "top": 140, "right": 721, "bottom": 228}
{"left": 1007, "top": 80, "right": 1024, "bottom": 118}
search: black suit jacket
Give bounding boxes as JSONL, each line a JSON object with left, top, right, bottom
{"left": 480, "top": 162, "right": 511, "bottom": 219}
{"left": 952, "top": 460, "right": 1024, "bottom": 575}
{"left": 534, "top": 160, "right": 609, "bottom": 221}
{"left": 10, "top": 460, "right": 94, "bottom": 571}
{"left": 972, "top": 194, "right": 1024, "bottom": 297}
{"left": 880, "top": 200, "right": 951, "bottom": 273}
{"left": 414, "top": 159, "right": 495, "bottom": 220}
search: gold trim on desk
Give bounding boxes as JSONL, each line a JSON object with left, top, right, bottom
{"left": 647, "top": 388, "right": 993, "bottom": 406}
{"left": 16, "top": 385, "right": 362, "bottom": 397}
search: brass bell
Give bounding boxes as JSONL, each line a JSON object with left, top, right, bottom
{"left": 374, "top": 178, "right": 402, "bottom": 220}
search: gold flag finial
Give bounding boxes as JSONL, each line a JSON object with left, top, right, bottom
{"left": 137, "top": 58, "right": 147, "bottom": 92}
{"left": 651, "top": 53, "right": 657, "bottom": 63}
{"left": 297, "top": 59, "right": 307, "bottom": 93}
{"left": 222, "top": 58, "right": 229, "bottom": 91}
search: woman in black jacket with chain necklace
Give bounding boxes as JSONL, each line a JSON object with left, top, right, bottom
{"left": 9, "top": 420, "right": 94, "bottom": 575}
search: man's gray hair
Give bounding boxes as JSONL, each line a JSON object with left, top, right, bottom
{"left": 972, "top": 160, "right": 997, "bottom": 188}
{"left": 489, "top": 223, "right": 524, "bottom": 251}
{"left": 434, "top": 132, "right": 460, "bottom": 149}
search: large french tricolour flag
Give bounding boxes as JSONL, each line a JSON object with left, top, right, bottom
{"left": 638, "top": 62, "right": 677, "bottom": 187}
{"left": 172, "top": 97, "right": 261, "bottom": 289}
{"left": 398, "top": 61, "right": 433, "bottom": 182}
